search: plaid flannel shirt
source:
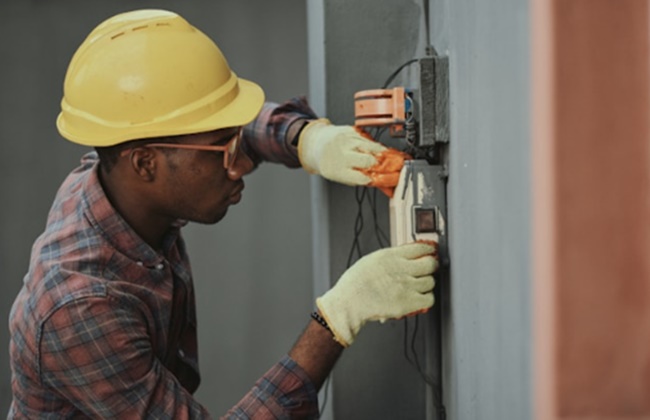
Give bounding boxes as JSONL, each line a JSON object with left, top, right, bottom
{"left": 9, "top": 98, "right": 320, "bottom": 419}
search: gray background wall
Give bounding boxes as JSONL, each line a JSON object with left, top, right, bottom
{"left": 0, "top": 1, "right": 312, "bottom": 416}
{"left": 313, "top": 0, "right": 532, "bottom": 418}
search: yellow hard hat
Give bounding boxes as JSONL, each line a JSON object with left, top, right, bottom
{"left": 57, "top": 9, "right": 265, "bottom": 147}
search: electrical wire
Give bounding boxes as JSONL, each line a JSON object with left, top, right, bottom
{"left": 422, "top": 0, "right": 436, "bottom": 56}
{"left": 320, "top": 56, "right": 447, "bottom": 418}
{"left": 345, "top": 186, "right": 368, "bottom": 267}
{"left": 410, "top": 317, "right": 430, "bottom": 383}
{"left": 381, "top": 59, "right": 418, "bottom": 90}
{"left": 368, "top": 188, "right": 390, "bottom": 248}
{"left": 380, "top": 57, "right": 447, "bottom": 417}
{"left": 403, "top": 317, "right": 416, "bottom": 367}
{"left": 320, "top": 184, "right": 369, "bottom": 416}
{"left": 403, "top": 315, "right": 445, "bottom": 418}
{"left": 401, "top": 319, "right": 430, "bottom": 400}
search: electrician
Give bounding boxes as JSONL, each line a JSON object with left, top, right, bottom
{"left": 8, "top": 9, "right": 437, "bottom": 418}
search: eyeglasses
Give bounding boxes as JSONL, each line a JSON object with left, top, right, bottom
{"left": 120, "top": 127, "right": 243, "bottom": 169}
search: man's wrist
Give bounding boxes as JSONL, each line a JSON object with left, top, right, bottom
{"left": 310, "top": 311, "right": 332, "bottom": 334}
{"left": 288, "top": 118, "right": 311, "bottom": 148}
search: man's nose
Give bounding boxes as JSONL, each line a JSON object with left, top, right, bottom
{"left": 227, "top": 150, "right": 254, "bottom": 180}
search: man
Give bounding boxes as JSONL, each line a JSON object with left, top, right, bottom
{"left": 8, "top": 9, "right": 437, "bottom": 419}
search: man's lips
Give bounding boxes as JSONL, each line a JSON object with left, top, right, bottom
{"left": 229, "top": 182, "right": 245, "bottom": 203}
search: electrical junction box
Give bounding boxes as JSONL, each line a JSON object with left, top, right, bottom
{"left": 415, "top": 55, "right": 450, "bottom": 148}
{"left": 353, "top": 53, "right": 450, "bottom": 261}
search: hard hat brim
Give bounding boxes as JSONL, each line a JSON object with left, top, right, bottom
{"left": 57, "top": 77, "right": 265, "bottom": 147}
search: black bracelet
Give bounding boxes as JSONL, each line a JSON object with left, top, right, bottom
{"left": 290, "top": 119, "right": 311, "bottom": 147}
{"left": 311, "top": 311, "right": 332, "bottom": 332}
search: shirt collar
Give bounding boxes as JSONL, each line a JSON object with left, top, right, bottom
{"left": 81, "top": 158, "right": 175, "bottom": 267}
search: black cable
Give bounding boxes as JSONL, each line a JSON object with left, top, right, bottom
{"left": 422, "top": 0, "right": 436, "bottom": 56}
{"left": 322, "top": 56, "right": 447, "bottom": 418}
{"left": 407, "top": 313, "right": 445, "bottom": 413}
{"left": 381, "top": 59, "right": 418, "bottom": 89}
{"left": 345, "top": 186, "right": 367, "bottom": 268}
{"left": 410, "top": 316, "right": 428, "bottom": 378}
{"left": 365, "top": 126, "right": 391, "bottom": 250}
{"left": 368, "top": 188, "right": 390, "bottom": 248}
{"left": 370, "top": 126, "right": 383, "bottom": 151}
{"left": 403, "top": 317, "right": 435, "bottom": 388}
{"left": 382, "top": 55, "right": 447, "bottom": 418}
{"left": 321, "top": 184, "right": 368, "bottom": 417}
{"left": 404, "top": 316, "right": 444, "bottom": 411}
{"left": 403, "top": 318, "right": 416, "bottom": 367}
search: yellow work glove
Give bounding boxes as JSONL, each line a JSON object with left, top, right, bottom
{"left": 316, "top": 242, "right": 438, "bottom": 347}
{"left": 298, "top": 118, "right": 387, "bottom": 186}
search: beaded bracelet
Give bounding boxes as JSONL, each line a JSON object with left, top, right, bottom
{"left": 311, "top": 311, "right": 332, "bottom": 333}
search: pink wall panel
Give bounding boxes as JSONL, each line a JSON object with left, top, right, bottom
{"left": 536, "top": 0, "right": 650, "bottom": 418}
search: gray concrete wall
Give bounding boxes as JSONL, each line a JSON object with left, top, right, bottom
{"left": 0, "top": 1, "right": 311, "bottom": 416}
{"left": 440, "top": 1, "right": 532, "bottom": 418}
{"left": 315, "top": 0, "right": 532, "bottom": 418}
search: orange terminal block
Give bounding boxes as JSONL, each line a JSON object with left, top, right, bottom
{"left": 354, "top": 87, "right": 407, "bottom": 135}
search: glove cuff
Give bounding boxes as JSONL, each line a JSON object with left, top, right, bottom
{"left": 316, "top": 295, "right": 357, "bottom": 348}
{"left": 297, "top": 118, "right": 332, "bottom": 174}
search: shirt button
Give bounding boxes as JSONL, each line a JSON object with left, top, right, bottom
{"left": 178, "top": 349, "right": 185, "bottom": 358}
{"left": 136, "top": 261, "right": 144, "bottom": 266}
{"left": 155, "top": 263, "right": 164, "bottom": 270}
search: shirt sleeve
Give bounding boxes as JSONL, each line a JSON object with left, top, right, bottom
{"left": 241, "top": 97, "right": 319, "bottom": 168}
{"left": 222, "top": 356, "right": 319, "bottom": 419}
{"left": 39, "top": 294, "right": 319, "bottom": 419}
{"left": 39, "top": 295, "right": 211, "bottom": 419}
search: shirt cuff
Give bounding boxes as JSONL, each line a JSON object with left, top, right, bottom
{"left": 242, "top": 97, "right": 319, "bottom": 168}
{"left": 223, "top": 355, "right": 319, "bottom": 419}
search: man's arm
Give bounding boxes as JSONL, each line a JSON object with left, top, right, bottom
{"left": 40, "top": 293, "right": 327, "bottom": 420}
{"left": 223, "top": 318, "right": 342, "bottom": 419}
{"left": 37, "top": 246, "right": 434, "bottom": 420}
{"left": 241, "top": 98, "right": 318, "bottom": 168}
{"left": 227, "top": 242, "right": 437, "bottom": 419}
{"left": 242, "top": 98, "right": 406, "bottom": 196}
{"left": 288, "top": 316, "right": 344, "bottom": 390}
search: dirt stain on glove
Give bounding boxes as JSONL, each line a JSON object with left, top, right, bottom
{"left": 354, "top": 127, "right": 412, "bottom": 198}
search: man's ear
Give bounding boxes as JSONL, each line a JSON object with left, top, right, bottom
{"left": 128, "top": 148, "right": 158, "bottom": 182}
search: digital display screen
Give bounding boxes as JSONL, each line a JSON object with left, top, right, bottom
{"left": 415, "top": 208, "right": 436, "bottom": 233}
